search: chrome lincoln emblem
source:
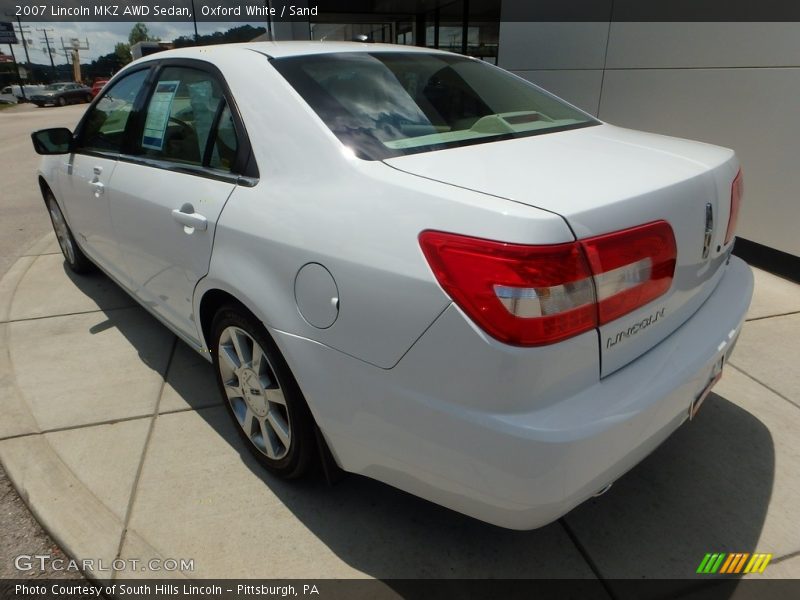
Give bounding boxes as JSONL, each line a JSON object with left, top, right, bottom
{"left": 702, "top": 202, "right": 714, "bottom": 259}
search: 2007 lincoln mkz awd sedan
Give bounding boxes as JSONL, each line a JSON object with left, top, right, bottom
{"left": 32, "top": 41, "right": 753, "bottom": 529}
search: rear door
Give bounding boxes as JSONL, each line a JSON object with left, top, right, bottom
{"left": 58, "top": 68, "right": 150, "bottom": 280}
{"left": 109, "top": 61, "right": 253, "bottom": 343}
{"left": 65, "top": 83, "right": 79, "bottom": 102}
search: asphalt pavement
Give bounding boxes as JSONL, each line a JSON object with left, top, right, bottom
{"left": 0, "top": 102, "right": 89, "bottom": 579}
{"left": 0, "top": 103, "right": 87, "bottom": 275}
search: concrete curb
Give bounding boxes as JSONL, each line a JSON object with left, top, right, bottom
{"left": 0, "top": 435, "right": 124, "bottom": 584}
{"left": 0, "top": 233, "right": 169, "bottom": 582}
{"left": 0, "top": 234, "right": 117, "bottom": 582}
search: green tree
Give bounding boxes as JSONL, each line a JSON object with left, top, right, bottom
{"left": 171, "top": 25, "right": 266, "bottom": 48}
{"left": 128, "top": 22, "right": 158, "bottom": 45}
{"left": 114, "top": 42, "right": 132, "bottom": 66}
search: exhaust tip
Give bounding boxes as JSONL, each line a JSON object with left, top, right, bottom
{"left": 593, "top": 483, "right": 613, "bottom": 497}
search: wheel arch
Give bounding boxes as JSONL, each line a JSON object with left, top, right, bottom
{"left": 196, "top": 283, "right": 345, "bottom": 477}
{"left": 196, "top": 282, "right": 276, "bottom": 356}
{"left": 38, "top": 175, "right": 53, "bottom": 204}
{"left": 198, "top": 287, "right": 249, "bottom": 353}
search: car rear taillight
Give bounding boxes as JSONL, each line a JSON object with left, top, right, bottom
{"left": 419, "top": 221, "right": 676, "bottom": 346}
{"left": 725, "top": 169, "right": 743, "bottom": 245}
{"left": 419, "top": 232, "right": 596, "bottom": 345}
{"left": 581, "top": 221, "right": 677, "bottom": 326}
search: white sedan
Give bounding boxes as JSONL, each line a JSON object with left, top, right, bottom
{"left": 32, "top": 41, "right": 753, "bottom": 529}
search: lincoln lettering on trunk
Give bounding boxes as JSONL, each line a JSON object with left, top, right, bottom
{"left": 606, "top": 308, "right": 667, "bottom": 348}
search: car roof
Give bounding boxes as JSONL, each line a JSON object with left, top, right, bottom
{"left": 136, "top": 40, "right": 453, "bottom": 63}
{"left": 242, "top": 41, "right": 452, "bottom": 58}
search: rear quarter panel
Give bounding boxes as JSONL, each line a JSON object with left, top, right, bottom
{"left": 196, "top": 48, "right": 577, "bottom": 369}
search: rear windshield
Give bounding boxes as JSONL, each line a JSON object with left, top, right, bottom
{"left": 271, "top": 52, "right": 598, "bottom": 160}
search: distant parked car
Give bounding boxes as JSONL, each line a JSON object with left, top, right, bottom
{"left": 90, "top": 78, "right": 109, "bottom": 98}
{"left": 1, "top": 84, "right": 44, "bottom": 102}
{"left": 30, "top": 82, "right": 92, "bottom": 107}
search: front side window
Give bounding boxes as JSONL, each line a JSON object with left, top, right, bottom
{"left": 272, "top": 52, "right": 598, "bottom": 160}
{"left": 137, "top": 67, "right": 226, "bottom": 167}
{"left": 78, "top": 69, "right": 148, "bottom": 153}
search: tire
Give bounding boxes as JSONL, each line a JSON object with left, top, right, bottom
{"left": 211, "top": 305, "right": 316, "bottom": 479}
{"left": 57, "top": 96, "right": 66, "bottom": 106}
{"left": 45, "top": 193, "right": 94, "bottom": 274}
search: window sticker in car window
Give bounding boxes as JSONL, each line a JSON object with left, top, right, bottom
{"left": 142, "top": 80, "right": 180, "bottom": 151}
{"left": 187, "top": 80, "right": 219, "bottom": 153}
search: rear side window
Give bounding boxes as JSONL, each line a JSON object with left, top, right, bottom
{"left": 138, "top": 67, "right": 228, "bottom": 167}
{"left": 208, "top": 104, "right": 239, "bottom": 172}
{"left": 78, "top": 69, "right": 148, "bottom": 153}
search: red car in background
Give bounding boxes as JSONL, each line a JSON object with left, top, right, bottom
{"left": 90, "top": 78, "right": 109, "bottom": 98}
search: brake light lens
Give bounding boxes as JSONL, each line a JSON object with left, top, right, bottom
{"left": 419, "top": 232, "right": 596, "bottom": 345}
{"left": 419, "top": 221, "right": 676, "bottom": 346}
{"left": 725, "top": 169, "right": 743, "bottom": 245}
{"left": 581, "top": 221, "right": 677, "bottom": 325}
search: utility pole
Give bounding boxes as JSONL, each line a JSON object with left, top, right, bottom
{"left": 7, "top": 43, "right": 26, "bottom": 100}
{"left": 60, "top": 37, "right": 72, "bottom": 80}
{"left": 264, "top": 0, "right": 274, "bottom": 40}
{"left": 14, "top": 17, "right": 31, "bottom": 64}
{"left": 37, "top": 27, "right": 56, "bottom": 78}
{"left": 61, "top": 36, "right": 88, "bottom": 82}
{"left": 190, "top": 0, "right": 199, "bottom": 43}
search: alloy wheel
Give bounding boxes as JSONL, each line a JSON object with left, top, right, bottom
{"left": 48, "top": 199, "right": 76, "bottom": 265}
{"left": 217, "top": 326, "right": 292, "bottom": 460}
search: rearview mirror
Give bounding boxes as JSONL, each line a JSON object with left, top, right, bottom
{"left": 31, "top": 128, "right": 73, "bottom": 155}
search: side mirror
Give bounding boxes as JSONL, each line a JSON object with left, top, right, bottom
{"left": 31, "top": 128, "right": 73, "bottom": 155}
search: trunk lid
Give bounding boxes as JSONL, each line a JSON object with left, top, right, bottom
{"left": 385, "top": 124, "right": 739, "bottom": 376}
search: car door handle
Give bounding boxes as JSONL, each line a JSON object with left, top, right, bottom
{"left": 89, "top": 166, "right": 104, "bottom": 194}
{"left": 171, "top": 204, "right": 208, "bottom": 232}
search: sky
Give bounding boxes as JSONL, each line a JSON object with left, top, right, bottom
{"left": 7, "top": 21, "right": 267, "bottom": 65}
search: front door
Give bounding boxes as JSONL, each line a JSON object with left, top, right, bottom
{"left": 58, "top": 68, "right": 150, "bottom": 280}
{"left": 110, "top": 65, "right": 243, "bottom": 343}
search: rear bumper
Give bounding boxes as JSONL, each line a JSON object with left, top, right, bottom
{"left": 274, "top": 256, "right": 753, "bottom": 529}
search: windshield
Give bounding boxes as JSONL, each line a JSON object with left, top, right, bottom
{"left": 272, "top": 52, "right": 598, "bottom": 160}
{"left": 45, "top": 84, "right": 68, "bottom": 91}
